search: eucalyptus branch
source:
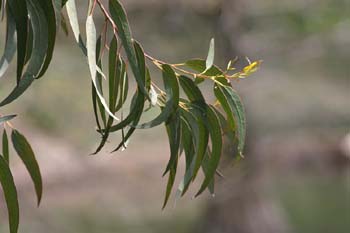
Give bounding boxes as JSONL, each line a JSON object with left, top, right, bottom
{"left": 0, "top": 0, "right": 261, "bottom": 232}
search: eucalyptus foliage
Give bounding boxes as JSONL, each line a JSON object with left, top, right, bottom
{"left": 0, "top": 0, "right": 261, "bottom": 232}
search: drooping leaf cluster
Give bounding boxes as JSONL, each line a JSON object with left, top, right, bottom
{"left": 0, "top": 0, "right": 261, "bottom": 232}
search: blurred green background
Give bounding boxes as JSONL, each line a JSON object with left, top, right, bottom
{"left": 0, "top": 0, "right": 349, "bottom": 232}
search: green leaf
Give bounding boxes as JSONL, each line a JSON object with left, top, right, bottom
{"left": 177, "top": 107, "right": 208, "bottom": 196}
{"left": 109, "top": 0, "right": 149, "bottom": 99}
{"left": 173, "top": 118, "right": 195, "bottom": 202}
{"left": 112, "top": 91, "right": 146, "bottom": 152}
{"left": 7, "top": 0, "right": 28, "bottom": 81}
{"left": 37, "top": 0, "right": 57, "bottom": 78}
{"left": 0, "top": 156, "right": 19, "bottom": 233}
{"left": 65, "top": 0, "right": 87, "bottom": 55}
{"left": 0, "top": 75, "right": 34, "bottom": 107}
{"left": 205, "top": 38, "right": 215, "bottom": 71}
{"left": 184, "top": 59, "right": 224, "bottom": 77}
{"left": 214, "top": 83, "right": 246, "bottom": 155}
{"left": 86, "top": 15, "right": 120, "bottom": 122}
{"left": 24, "top": 19, "right": 34, "bottom": 65}
{"left": 3, "top": 129, "right": 9, "bottom": 163}
{"left": 186, "top": 105, "right": 209, "bottom": 183}
{"left": 53, "top": 0, "right": 63, "bottom": 27}
{"left": 109, "top": 36, "right": 119, "bottom": 112}
{"left": 92, "top": 38, "right": 123, "bottom": 154}
{"left": 115, "top": 58, "right": 129, "bottom": 112}
{"left": 179, "top": 75, "right": 205, "bottom": 103}
{"left": 94, "top": 37, "right": 107, "bottom": 128}
{"left": 195, "top": 105, "right": 222, "bottom": 197}
{"left": 0, "top": 8, "right": 17, "bottom": 78}
{"left": 11, "top": 130, "right": 42, "bottom": 205}
{"left": 201, "top": 150, "right": 215, "bottom": 195}
{"left": 0, "top": 0, "right": 49, "bottom": 107}
{"left": 106, "top": 90, "right": 144, "bottom": 134}
{"left": 163, "top": 111, "right": 181, "bottom": 176}
{"left": 135, "top": 64, "right": 179, "bottom": 129}
{"left": 65, "top": 0, "right": 80, "bottom": 43}
{"left": 162, "top": 156, "right": 178, "bottom": 209}
{"left": 0, "top": 114, "right": 16, "bottom": 125}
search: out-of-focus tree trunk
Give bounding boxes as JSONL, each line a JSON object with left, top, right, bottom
{"left": 195, "top": 134, "right": 350, "bottom": 233}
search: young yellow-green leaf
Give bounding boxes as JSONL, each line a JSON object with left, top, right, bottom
{"left": 195, "top": 105, "right": 222, "bottom": 197}
{"left": 135, "top": 64, "right": 179, "bottom": 129}
{"left": 11, "top": 130, "right": 42, "bottom": 205}
{"left": 3, "top": 129, "right": 9, "bottom": 163}
{"left": 214, "top": 83, "right": 246, "bottom": 155}
{"left": 0, "top": 114, "right": 17, "bottom": 125}
{"left": 109, "top": 0, "right": 149, "bottom": 99}
{"left": 0, "top": 156, "right": 19, "bottom": 233}
{"left": 205, "top": 38, "right": 215, "bottom": 71}
{"left": 86, "top": 15, "right": 120, "bottom": 122}
{"left": 0, "top": 8, "right": 16, "bottom": 78}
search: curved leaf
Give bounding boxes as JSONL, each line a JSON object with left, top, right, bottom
{"left": 135, "top": 64, "right": 179, "bottom": 129}
{"left": 37, "top": 0, "right": 57, "bottom": 78}
{"left": 0, "top": 114, "right": 17, "bottom": 125}
{"left": 163, "top": 111, "right": 181, "bottom": 176}
{"left": 0, "top": 75, "right": 34, "bottom": 107}
{"left": 66, "top": 0, "right": 87, "bottom": 55}
{"left": 86, "top": 15, "right": 120, "bottom": 122}
{"left": 205, "top": 38, "right": 215, "bottom": 71}
{"left": 0, "top": 0, "right": 49, "bottom": 107}
{"left": 0, "top": 8, "right": 16, "bottom": 78}
{"left": 214, "top": 83, "right": 246, "bottom": 155}
{"left": 0, "top": 156, "right": 19, "bottom": 233}
{"left": 3, "top": 129, "right": 9, "bottom": 163}
{"left": 195, "top": 105, "right": 222, "bottom": 197}
{"left": 11, "top": 130, "right": 42, "bottom": 205}
{"left": 109, "top": 0, "right": 149, "bottom": 98}
{"left": 184, "top": 59, "right": 224, "bottom": 77}
{"left": 7, "top": 0, "right": 28, "bottom": 81}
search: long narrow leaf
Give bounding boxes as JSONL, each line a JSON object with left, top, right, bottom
{"left": 0, "top": 0, "right": 49, "bottom": 107}
{"left": 11, "top": 130, "right": 42, "bottom": 205}
{"left": 37, "top": 0, "right": 57, "bottom": 78}
{"left": 3, "top": 129, "right": 9, "bottom": 163}
{"left": 214, "top": 83, "right": 246, "bottom": 155}
{"left": 86, "top": 15, "right": 120, "bottom": 122}
{"left": 0, "top": 115, "right": 16, "bottom": 125}
{"left": 0, "top": 8, "right": 16, "bottom": 78}
{"left": 135, "top": 64, "right": 179, "bottom": 129}
{"left": 0, "top": 156, "right": 19, "bottom": 233}
{"left": 109, "top": 0, "right": 149, "bottom": 98}
{"left": 195, "top": 105, "right": 222, "bottom": 196}
{"left": 7, "top": 0, "right": 28, "bottom": 81}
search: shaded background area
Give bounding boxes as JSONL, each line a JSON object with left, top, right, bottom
{"left": 0, "top": 0, "right": 349, "bottom": 232}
